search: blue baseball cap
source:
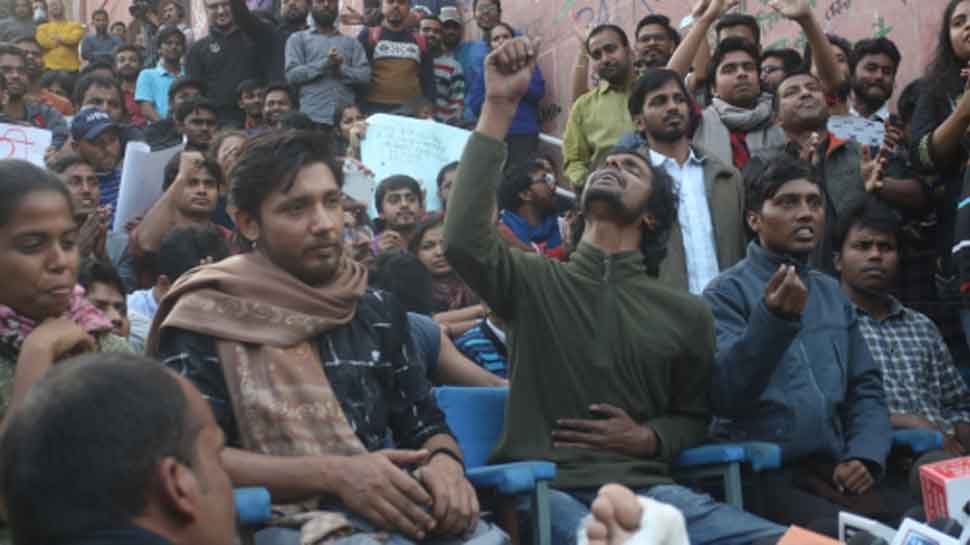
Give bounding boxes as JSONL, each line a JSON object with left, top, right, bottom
{"left": 70, "top": 107, "right": 119, "bottom": 142}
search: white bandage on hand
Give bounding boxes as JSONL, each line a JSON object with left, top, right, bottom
{"left": 576, "top": 496, "right": 689, "bottom": 545}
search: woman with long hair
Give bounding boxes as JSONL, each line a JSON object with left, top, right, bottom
{"left": 333, "top": 102, "right": 367, "bottom": 160}
{"left": 409, "top": 215, "right": 484, "bottom": 337}
{"left": 0, "top": 160, "right": 129, "bottom": 423}
{"left": 912, "top": 0, "right": 970, "bottom": 353}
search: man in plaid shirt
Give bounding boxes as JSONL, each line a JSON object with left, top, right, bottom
{"left": 835, "top": 195, "right": 970, "bottom": 456}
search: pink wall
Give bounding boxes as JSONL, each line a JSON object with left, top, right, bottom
{"left": 415, "top": 0, "right": 947, "bottom": 135}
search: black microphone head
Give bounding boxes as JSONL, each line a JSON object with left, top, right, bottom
{"left": 928, "top": 517, "right": 964, "bottom": 539}
{"left": 845, "top": 530, "right": 889, "bottom": 545}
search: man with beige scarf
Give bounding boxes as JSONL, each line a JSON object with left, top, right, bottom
{"left": 147, "top": 130, "right": 506, "bottom": 545}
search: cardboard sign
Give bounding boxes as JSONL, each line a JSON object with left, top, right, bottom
{"left": 0, "top": 123, "right": 52, "bottom": 167}
{"left": 113, "top": 142, "right": 184, "bottom": 234}
{"left": 360, "top": 113, "right": 471, "bottom": 216}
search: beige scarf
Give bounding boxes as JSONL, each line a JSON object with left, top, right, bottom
{"left": 146, "top": 251, "right": 371, "bottom": 544}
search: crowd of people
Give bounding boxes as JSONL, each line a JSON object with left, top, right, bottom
{"left": 0, "top": 0, "right": 968, "bottom": 544}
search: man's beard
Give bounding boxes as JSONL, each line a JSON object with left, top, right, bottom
{"left": 581, "top": 184, "right": 640, "bottom": 226}
{"left": 638, "top": 51, "right": 669, "bottom": 69}
{"left": 852, "top": 78, "right": 891, "bottom": 112}
{"left": 647, "top": 122, "right": 685, "bottom": 143}
{"left": 119, "top": 67, "right": 139, "bottom": 80}
{"left": 786, "top": 101, "right": 829, "bottom": 132}
{"left": 311, "top": 9, "right": 336, "bottom": 28}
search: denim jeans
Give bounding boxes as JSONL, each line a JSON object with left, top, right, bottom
{"left": 546, "top": 484, "right": 786, "bottom": 545}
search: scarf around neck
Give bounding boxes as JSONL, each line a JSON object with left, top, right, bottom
{"left": 500, "top": 209, "right": 562, "bottom": 249}
{"left": 0, "top": 285, "right": 112, "bottom": 356}
{"left": 431, "top": 272, "right": 479, "bottom": 313}
{"left": 146, "top": 251, "right": 371, "bottom": 544}
{"left": 712, "top": 93, "right": 774, "bottom": 133}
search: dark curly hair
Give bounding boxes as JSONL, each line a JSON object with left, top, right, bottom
{"left": 572, "top": 149, "right": 679, "bottom": 276}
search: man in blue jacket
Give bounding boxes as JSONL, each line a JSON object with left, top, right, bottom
{"left": 703, "top": 154, "right": 913, "bottom": 535}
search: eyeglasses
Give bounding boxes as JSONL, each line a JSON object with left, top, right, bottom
{"left": 477, "top": 5, "right": 499, "bottom": 14}
{"left": 531, "top": 173, "right": 556, "bottom": 189}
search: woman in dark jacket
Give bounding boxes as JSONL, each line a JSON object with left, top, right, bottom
{"left": 911, "top": 0, "right": 970, "bottom": 351}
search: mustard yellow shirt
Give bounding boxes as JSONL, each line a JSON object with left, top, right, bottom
{"left": 36, "top": 20, "right": 85, "bottom": 71}
{"left": 562, "top": 79, "right": 635, "bottom": 187}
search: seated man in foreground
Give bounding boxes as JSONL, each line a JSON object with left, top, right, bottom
{"left": 444, "top": 36, "right": 784, "bottom": 545}
{"left": 150, "top": 130, "right": 505, "bottom": 545}
{"left": 834, "top": 195, "right": 970, "bottom": 455}
{"left": 702, "top": 155, "right": 913, "bottom": 534}
{"left": 1, "top": 353, "right": 236, "bottom": 545}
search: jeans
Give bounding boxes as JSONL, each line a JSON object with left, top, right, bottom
{"left": 546, "top": 484, "right": 786, "bottom": 545}
{"left": 254, "top": 519, "right": 508, "bottom": 545}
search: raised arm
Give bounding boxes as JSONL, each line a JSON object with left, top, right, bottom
{"left": 443, "top": 37, "right": 540, "bottom": 321}
{"left": 667, "top": 0, "right": 737, "bottom": 78}
{"left": 229, "top": 0, "right": 258, "bottom": 34}
{"left": 134, "top": 151, "right": 200, "bottom": 254}
{"left": 771, "top": 0, "right": 846, "bottom": 94}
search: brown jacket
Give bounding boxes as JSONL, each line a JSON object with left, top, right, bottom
{"left": 643, "top": 144, "right": 748, "bottom": 292}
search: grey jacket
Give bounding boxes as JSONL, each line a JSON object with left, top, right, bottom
{"left": 702, "top": 241, "right": 892, "bottom": 473}
{"left": 649, "top": 145, "right": 747, "bottom": 293}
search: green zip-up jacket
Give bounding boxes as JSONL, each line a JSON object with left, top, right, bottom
{"left": 444, "top": 132, "right": 715, "bottom": 489}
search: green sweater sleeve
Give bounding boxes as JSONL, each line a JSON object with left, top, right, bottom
{"left": 443, "top": 132, "right": 524, "bottom": 321}
{"left": 646, "top": 302, "right": 714, "bottom": 461}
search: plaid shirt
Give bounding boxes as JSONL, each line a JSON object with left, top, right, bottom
{"left": 855, "top": 297, "right": 970, "bottom": 434}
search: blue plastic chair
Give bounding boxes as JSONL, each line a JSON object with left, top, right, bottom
{"left": 433, "top": 386, "right": 556, "bottom": 545}
{"left": 235, "top": 487, "right": 272, "bottom": 525}
{"left": 673, "top": 441, "right": 782, "bottom": 508}
{"left": 234, "top": 487, "right": 272, "bottom": 545}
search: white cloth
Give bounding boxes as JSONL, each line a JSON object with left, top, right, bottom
{"left": 649, "top": 148, "right": 719, "bottom": 295}
{"left": 577, "top": 497, "right": 689, "bottom": 545}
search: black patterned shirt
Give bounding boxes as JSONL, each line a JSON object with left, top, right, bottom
{"left": 855, "top": 297, "right": 970, "bottom": 434}
{"left": 158, "top": 289, "right": 450, "bottom": 450}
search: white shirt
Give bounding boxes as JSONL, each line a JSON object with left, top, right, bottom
{"left": 649, "top": 148, "right": 719, "bottom": 294}
{"left": 850, "top": 102, "right": 891, "bottom": 123}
